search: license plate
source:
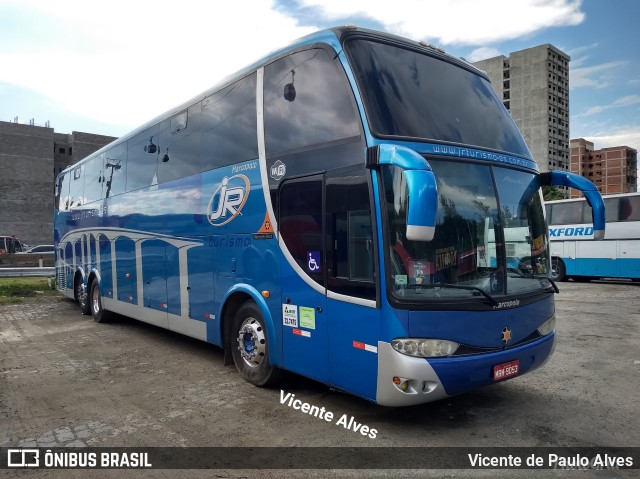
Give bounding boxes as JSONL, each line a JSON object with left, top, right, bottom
{"left": 493, "top": 360, "right": 520, "bottom": 381}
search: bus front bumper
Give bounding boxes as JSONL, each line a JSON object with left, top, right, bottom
{"left": 375, "top": 332, "right": 555, "bottom": 406}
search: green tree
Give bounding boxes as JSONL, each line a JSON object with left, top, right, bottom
{"left": 542, "top": 186, "right": 565, "bottom": 201}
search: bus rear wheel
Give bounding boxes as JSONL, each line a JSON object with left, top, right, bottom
{"left": 75, "top": 278, "right": 90, "bottom": 315}
{"left": 231, "top": 302, "right": 281, "bottom": 387}
{"left": 90, "top": 279, "right": 113, "bottom": 323}
{"left": 550, "top": 258, "right": 566, "bottom": 282}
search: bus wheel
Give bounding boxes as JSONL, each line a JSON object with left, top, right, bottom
{"left": 75, "top": 278, "right": 90, "bottom": 315}
{"left": 90, "top": 279, "right": 113, "bottom": 323}
{"left": 550, "top": 258, "right": 566, "bottom": 282}
{"left": 231, "top": 302, "right": 281, "bottom": 387}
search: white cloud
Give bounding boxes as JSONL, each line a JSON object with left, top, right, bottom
{"left": 583, "top": 127, "right": 640, "bottom": 151}
{"left": 467, "top": 47, "right": 502, "bottom": 63}
{"left": 576, "top": 95, "right": 640, "bottom": 117}
{"left": 298, "top": 0, "right": 585, "bottom": 45}
{"left": 571, "top": 61, "right": 628, "bottom": 89}
{"left": 565, "top": 42, "right": 599, "bottom": 67}
{"left": 0, "top": 0, "right": 316, "bottom": 130}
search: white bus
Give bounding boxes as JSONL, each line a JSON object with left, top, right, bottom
{"left": 545, "top": 192, "right": 640, "bottom": 281}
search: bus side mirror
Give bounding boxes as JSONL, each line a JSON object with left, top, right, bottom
{"left": 367, "top": 144, "right": 438, "bottom": 242}
{"left": 404, "top": 169, "right": 437, "bottom": 241}
{"left": 540, "top": 171, "right": 605, "bottom": 240}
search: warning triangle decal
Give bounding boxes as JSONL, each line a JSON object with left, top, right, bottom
{"left": 257, "top": 212, "right": 274, "bottom": 234}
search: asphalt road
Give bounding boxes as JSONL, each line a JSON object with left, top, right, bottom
{"left": 1, "top": 280, "right": 638, "bottom": 478}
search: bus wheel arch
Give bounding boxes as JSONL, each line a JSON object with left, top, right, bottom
{"left": 550, "top": 257, "right": 566, "bottom": 282}
{"left": 221, "top": 292, "right": 252, "bottom": 365}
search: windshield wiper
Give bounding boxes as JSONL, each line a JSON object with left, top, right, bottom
{"left": 406, "top": 283, "right": 499, "bottom": 307}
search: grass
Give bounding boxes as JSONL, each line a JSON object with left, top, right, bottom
{"left": 0, "top": 277, "right": 58, "bottom": 304}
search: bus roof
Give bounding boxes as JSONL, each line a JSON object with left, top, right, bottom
{"left": 58, "top": 26, "right": 488, "bottom": 178}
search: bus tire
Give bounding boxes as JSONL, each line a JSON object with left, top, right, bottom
{"left": 90, "top": 279, "right": 113, "bottom": 323}
{"left": 231, "top": 302, "right": 281, "bottom": 387}
{"left": 75, "top": 277, "right": 90, "bottom": 315}
{"left": 550, "top": 258, "right": 566, "bottom": 282}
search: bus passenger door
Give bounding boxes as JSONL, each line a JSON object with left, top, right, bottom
{"left": 278, "top": 174, "right": 329, "bottom": 383}
{"left": 324, "top": 169, "right": 380, "bottom": 402}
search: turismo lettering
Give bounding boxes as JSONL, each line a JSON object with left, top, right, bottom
{"left": 212, "top": 236, "right": 251, "bottom": 248}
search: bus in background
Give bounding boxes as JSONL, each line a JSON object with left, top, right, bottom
{"left": 54, "top": 27, "right": 605, "bottom": 406}
{"left": 545, "top": 192, "right": 640, "bottom": 282}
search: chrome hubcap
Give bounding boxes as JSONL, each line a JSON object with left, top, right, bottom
{"left": 77, "top": 283, "right": 87, "bottom": 307}
{"left": 236, "top": 317, "right": 266, "bottom": 368}
{"left": 92, "top": 288, "right": 100, "bottom": 315}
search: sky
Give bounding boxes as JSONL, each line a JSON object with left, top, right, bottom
{"left": 0, "top": 0, "right": 638, "bottom": 159}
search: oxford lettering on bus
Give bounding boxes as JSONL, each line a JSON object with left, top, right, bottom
{"left": 548, "top": 227, "right": 594, "bottom": 237}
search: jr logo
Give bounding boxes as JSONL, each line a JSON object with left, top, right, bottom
{"left": 207, "top": 175, "right": 250, "bottom": 226}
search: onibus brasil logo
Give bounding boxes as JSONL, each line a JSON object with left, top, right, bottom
{"left": 207, "top": 174, "right": 250, "bottom": 226}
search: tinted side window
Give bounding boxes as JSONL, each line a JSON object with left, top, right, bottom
{"left": 549, "top": 201, "right": 583, "bottom": 225}
{"left": 202, "top": 73, "right": 257, "bottom": 169}
{"left": 326, "top": 169, "right": 375, "bottom": 300}
{"left": 619, "top": 196, "right": 640, "bottom": 222}
{"left": 68, "top": 165, "right": 84, "bottom": 209}
{"left": 279, "top": 174, "right": 324, "bottom": 288}
{"left": 84, "top": 154, "right": 104, "bottom": 203}
{"left": 126, "top": 125, "right": 159, "bottom": 192}
{"left": 104, "top": 143, "right": 127, "bottom": 198}
{"left": 158, "top": 102, "right": 203, "bottom": 183}
{"left": 603, "top": 197, "right": 619, "bottom": 222}
{"left": 264, "top": 48, "right": 360, "bottom": 156}
{"left": 55, "top": 173, "right": 69, "bottom": 211}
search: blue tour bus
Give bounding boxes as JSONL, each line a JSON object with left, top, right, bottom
{"left": 54, "top": 27, "right": 605, "bottom": 406}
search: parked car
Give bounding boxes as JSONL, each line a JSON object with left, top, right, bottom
{"left": 18, "top": 244, "right": 54, "bottom": 254}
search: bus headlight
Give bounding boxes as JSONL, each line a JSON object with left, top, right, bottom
{"left": 391, "top": 338, "right": 459, "bottom": 358}
{"left": 537, "top": 315, "right": 556, "bottom": 336}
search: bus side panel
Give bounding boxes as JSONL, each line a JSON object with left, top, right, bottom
{"left": 552, "top": 241, "right": 577, "bottom": 276}
{"left": 187, "top": 239, "right": 217, "bottom": 340}
{"left": 141, "top": 240, "right": 168, "bottom": 312}
{"left": 577, "top": 241, "right": 617, "bottom": 277}
{"left": 618, "top": 240, "right": 640, "bottom": 279}
{"left": 327, "top": 300, "right": 380, "bottom": 402}
{"left": 98, "top": 235, "right": 113, "bottom": 298}
{"left": 115, "top": 237, "right": 137, "bottom": 304}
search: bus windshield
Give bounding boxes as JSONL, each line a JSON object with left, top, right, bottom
{"left": 383, "top": 160, "right": 551, "bottom": 303}
{"left": 345, "top": 39, "right": 531, "bottom": 158}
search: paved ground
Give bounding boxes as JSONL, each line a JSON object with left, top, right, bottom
{"left": 1, "top": 281, "right": 638, "bottom": 478}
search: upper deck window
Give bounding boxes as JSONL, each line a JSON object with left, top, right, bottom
{"left": 345, "top": 39, "right": 531, "bottom": 158}
{"left": 264, "top": 48, "right": 360, "bottom": 157}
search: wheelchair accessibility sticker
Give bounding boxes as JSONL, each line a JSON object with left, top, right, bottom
{"left": 307, "top": 251, "right": 321, "bottom": 273}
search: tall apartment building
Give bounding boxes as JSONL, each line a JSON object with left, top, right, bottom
{"left": 569, "top": 138, "right": 638, "bottom": 198}
{"left": 0, "top": 120, "right": 116, "bottom": 245}
{"left": 473, "top": 44, "right": 570, "bottom": 173}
